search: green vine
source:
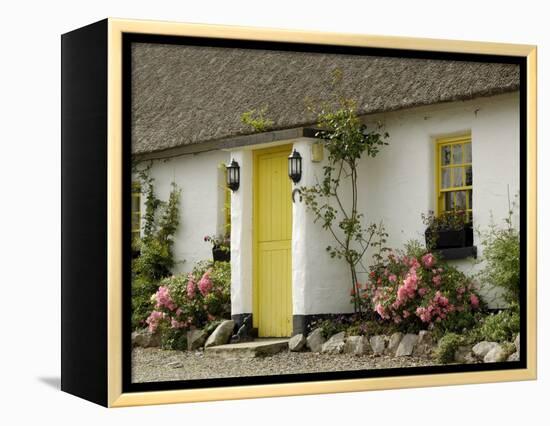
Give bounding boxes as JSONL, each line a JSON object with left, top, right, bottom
{"left": 131, "top": 163, "right": 181, "bottom": 329}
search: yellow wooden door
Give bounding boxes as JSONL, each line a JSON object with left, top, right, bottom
{"left": 253, "top": 145, "right": 293, "bottom": 337}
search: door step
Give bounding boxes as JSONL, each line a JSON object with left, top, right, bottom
{"left": 205, "top": 338, "right": 289, "bottom": 358}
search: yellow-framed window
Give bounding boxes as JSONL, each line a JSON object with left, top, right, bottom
{"left": 131, "top": 182, "right": 141, "bottom": 242}
{"left": 436, "top": 135, "right": 473, "bottom": 222}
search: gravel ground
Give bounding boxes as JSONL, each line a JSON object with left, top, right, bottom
{"left": 132, "top": 347, "right": 441, "bottom": 383}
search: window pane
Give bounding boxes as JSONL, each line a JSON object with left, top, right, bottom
{"left": 441, "top": 146, "right": 451, "bottom": 166}
{"left": 441, "top": 168, "right": 451, "bottom": 189}
{"left": 452, "top": 144, "right": 462, "bottom": 164}
{"left": 456, "top": 191, "right": 467, "bottom": 210}
{"left": 445, "top": 192, "right": 455, "bottom": 211}
{"left": 465, "top": 166, "right": 473, "bottom": 185}
{"left": 132, "top": 212, "right": 140, "bottom": 231}
{"left": 131, "top": 196, "right": 140, "bottom": 212}
{"left": 453, "top": 167, "right": 464, "bottom": 187}
{"left": 464, "top": 143, "right": 472, "bottom": 163}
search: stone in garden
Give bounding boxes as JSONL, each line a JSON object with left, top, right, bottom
{"left": 454, "top": 345, "right": 475, "bottom": 363}
{"left": 472, "top": 341, "right": 500, "bottom": 359}
{"left": 387, "top": 332, "right": 403, "bottom": 355}
{"left": 414, "top": 330, "right": 435, "bottom": 357}
{"left": 344, "top": 336, "right": 371, "bottom": 355}
{"left": 483, "top": 344, "right": 507, "bottom": 363}
{"left": 514, "top": 334, "right": 520, "bottom": 354}
{"left": 322, "top": 331, "right": 346, "bottom": 354}
{"left": 204, "top": 320, "right": 235, "bottom": 348}
{"left": 395, "top": 334, "right": 419, "bottom": 357}
{"left": 187, "top": 329, "right": 208, "bottom": 350}
{"left": 370, "top": 335, "right": 386, "bottom": 355}
{"left": 289, "top": 334, "right": 307, "bottom": 352}
{"left": 306, "top": 328, "right": 326, "bottom": 353}
{"left": 507, "top": 352, "right": 520, "bottom": 362}
{"left": 132, "top": 329, "right": 160, "bottom": 348}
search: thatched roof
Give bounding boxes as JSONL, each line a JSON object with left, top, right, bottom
{"left": 132, "top": 43, "right": 519, "bottom": 155}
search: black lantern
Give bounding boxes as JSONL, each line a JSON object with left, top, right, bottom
{"left": 226, "top": 159, "right": 240, "bottom": 191}
{"left": 288, "top": 149, "right": 302, "bottom": 184}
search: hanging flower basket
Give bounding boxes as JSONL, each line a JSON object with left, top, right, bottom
{"left": 204, "top": 234, "right": 231, "bottom": 262}
{"left": 212, "top": 244, "right": 231, "bottom": 262}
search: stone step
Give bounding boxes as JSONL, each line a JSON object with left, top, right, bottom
{"left": 204, "top": 338, "right": 289, "bottom": 358}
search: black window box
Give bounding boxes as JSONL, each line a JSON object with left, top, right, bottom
{"left": 425, "top": 223, "right": 473, "bottom": 249}
{"left": 436, "top": 246, "right": 477, "bottom": 260}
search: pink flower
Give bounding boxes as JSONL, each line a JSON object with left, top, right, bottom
{"left": 432, "top": 275, "right": 442, "bottom": 286}
{"left": 186, "top": 275, "right": 196, "bottom": 299}
{"left": 422, "top": 253, "right": 435, "bottom": 268}
{"left": 145, "top": 310, "right": 166, "bottom": 333}
{"left": 154, "top": 286, "right": 176, "bottom": 311}
{"left": 170, "top": 317, "right": 186, "bottom": 329}
{"left": 470, "top": 293, "right": 480, "bottom": 309}
{"left": 198, "top": 270, "right": 213, "bottom": 296}
{"left": 418, "top": 287, "right": 427, "bottom": 297}
{"left": 388, "top": 274, "right": 397, "bottom": 282}
{"left": 375, "top": 303, "right": 388, "bottom": 319}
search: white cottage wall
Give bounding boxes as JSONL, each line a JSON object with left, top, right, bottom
{"left": 137, "top": 150, "right": 230, "bottom": 274}
{"left": 296, "top": 92, "right": 520, "bottom": 314}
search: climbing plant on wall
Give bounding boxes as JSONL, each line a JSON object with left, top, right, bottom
{"left": 300, "top": 98, "right": 389, "bottom": 314}
{"left": 131, "top": 163, "right": 182, "bottom": 329}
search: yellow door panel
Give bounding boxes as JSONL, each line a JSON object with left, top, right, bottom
{"left": 253, "top": 145, "right": 293, "bottom": 337}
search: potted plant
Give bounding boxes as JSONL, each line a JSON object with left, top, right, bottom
{"left": 422, "top": 210, "right": 473, "bottom": 249}
{"left": 204, "top": 234, "right": 231, "bottom": 262}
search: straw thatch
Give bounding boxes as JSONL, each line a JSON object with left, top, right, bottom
{"left": 132, "top": 43, "right": 519, "bottom": 155}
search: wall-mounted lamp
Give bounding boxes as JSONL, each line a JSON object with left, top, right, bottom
{"left": 288, "top": 149, "right": 302, "bottom": 184}
{"left": 226, "top": 159, "right": 240, "bottom": 191}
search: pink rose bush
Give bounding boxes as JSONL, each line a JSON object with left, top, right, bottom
{"left": 360, "top": 248, "right": 482, "bottom": 331}
{"left": 145, "top": 260, "right": 231, "bottom": 335}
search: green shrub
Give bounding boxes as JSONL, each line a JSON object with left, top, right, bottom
{"left": 316, "top": 319, "right": 347, "bottom": 339}
{"left": 131, "top": 276, "right": 159, "bottom": 330}
{"left": 159, "top": 325, "right": 187, "bottom": 351}
{"left": 144, "top": 260, "right": 232, "bottom": 345}
{"left": 361, "top": 241, "right": 483, "bottom": 334}
{"left": 240, "top": 107, "right": 274, "bottom": 132}
{"left": 436, "top": 333, "right": 464, "bottom": 364}
{"left": 478, "top": 201, "right": 520, "bottom": 305}
{"left": 470, "top": 310, "right": 520, "bottom": 343}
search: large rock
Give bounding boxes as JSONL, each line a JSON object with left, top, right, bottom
{"left": 344, "top": 336, "right": 371, "bottom": 356}
{"left": 395, "top": 334, "right": 419, "bottom": 357}
{"left": 289, "top": 334, "right": 307, "bottom": 352}
{"left": 508, "top": 352, "right": 520, "bottom": 361}
{"left": 472, "top": 341, "right": 500, "bottom": 359}
{"left": 454, "top": 345, "right": 476, "bottom": 364}
{"left": 322, "top": 331, "right": 346, "bottom": 354}
{"left": 306, "top": 328, "right": 326, "bottom": 353}
{"left": 204, "top": 320, "right": 235, "bottom": 348}
{"left": 387, "top": 332, "right": 403, "bottom": 355}
{"left": 414, "top": 330, "right": 435, "bottom": 357}
{"left": 132, "top": 329, "right": 160, "bottom": 348}
{"left": 484, "top": 344, "right": 507, "bottom": 363}
{"left": 514, "top": 334, "right": 520, "bottom": 354}
{"left": 370, "top": 335, "right": 386, "bottom": 355}
{"left": 187, "top": 329, "right": 207, "bottom": 350}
